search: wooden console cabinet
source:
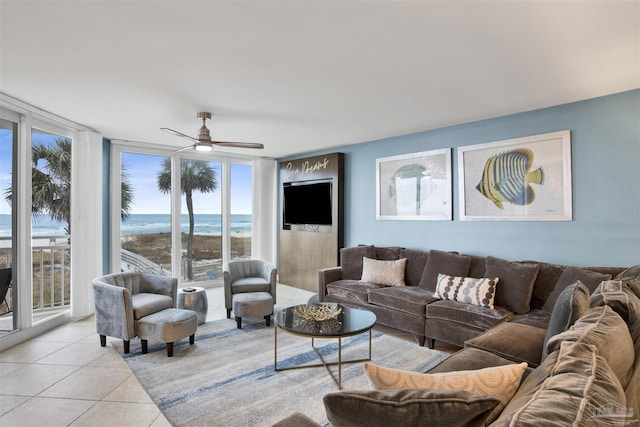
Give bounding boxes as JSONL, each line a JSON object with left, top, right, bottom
{"left": 278, "top": 153, "right": 344, "bottom": 292}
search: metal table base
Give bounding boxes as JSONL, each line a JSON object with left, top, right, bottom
{"left": 274, "top": 327, "right": 372, "bottom": 390}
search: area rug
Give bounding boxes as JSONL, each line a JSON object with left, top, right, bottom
{"left": 115, "top": 318, "right": 449, "bottom": 427}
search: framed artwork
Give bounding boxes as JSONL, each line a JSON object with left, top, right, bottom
{"left": 376, "top": 148, "right": 452, "bottom": 220}
{"left": 458, "top": 130, "right": 572, "bottom": 221}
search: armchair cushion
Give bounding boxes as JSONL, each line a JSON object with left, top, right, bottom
{"left": 132, "top": 293, "right": 173, "bottom": 320}
{"left": 231, "top": 277, "right": 272, "bottom": 294}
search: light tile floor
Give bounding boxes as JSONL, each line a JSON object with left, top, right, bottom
{"left": 0, "top": 284, "right": 315, "bottom": 427}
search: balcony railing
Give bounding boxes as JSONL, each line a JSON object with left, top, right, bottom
{"left": 0, "top": 235, "right": 71, "bottom": 314}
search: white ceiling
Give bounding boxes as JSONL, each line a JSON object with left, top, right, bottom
{"left": 1, "top": 1, "right": 638, "bottom": 159}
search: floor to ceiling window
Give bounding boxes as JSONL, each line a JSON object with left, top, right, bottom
{"left": 0, "top": 117, "right": 17, "bottom": 335}
{"left": 113, "top": 145, "right": 254, "bottom": 287}
{"left": 230, "top": 163, "right": 252, "bottom": 260}
{"left": 178, "top": 157, "right": 222, "bottom": 283}
{"left": 30, "top": 128, "right": 72, "bottom": 325}
{"left": 119, "top": 152, "right": 172, "bottom": 275}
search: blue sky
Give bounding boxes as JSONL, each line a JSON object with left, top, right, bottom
{"left": 0, "top": 129, "right": 253, "bottom": 216}
{"left": 122, "top": 152, "right": 253, "bottom": 215}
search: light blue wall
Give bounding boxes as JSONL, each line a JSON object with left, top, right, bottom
{"left": 279, "top": 90, "right": 640, "bottom": 267}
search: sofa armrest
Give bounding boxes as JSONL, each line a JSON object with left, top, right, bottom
{"left": 318, "top": 267, "right": 342, "bottom": 302}
{"left": 92, "top": 281, "right": 135, "bottom": 340}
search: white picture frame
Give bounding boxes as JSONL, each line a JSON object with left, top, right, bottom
{"left": 458, "top": 130, "right": 572, "bottom": 221}
{"left": 376, "top": 148, "right": 452, "bottom": 221}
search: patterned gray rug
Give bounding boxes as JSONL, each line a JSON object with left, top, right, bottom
{"left": 115, "top": 318, "right": 448, "bottom": 427}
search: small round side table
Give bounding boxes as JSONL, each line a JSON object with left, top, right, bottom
{"left": 177, "top": 286, "right": 208, "bottom": 325}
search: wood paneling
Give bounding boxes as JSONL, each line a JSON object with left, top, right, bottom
{"left": 278, "top": 153, "right": 344, "bottom": 292}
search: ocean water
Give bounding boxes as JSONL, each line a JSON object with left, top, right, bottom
{"left": 0, "top": 214, "right": 252, "bottom": 237}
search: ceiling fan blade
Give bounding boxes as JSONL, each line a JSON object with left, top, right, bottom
{"left": 211, "top": 141, "right": 265, "bottom": 149}
{"left": 172, "top": 145, "right": 195, "bottom": 153}
{"left": 161, "top": 127, "right": 200, "bottom": 144}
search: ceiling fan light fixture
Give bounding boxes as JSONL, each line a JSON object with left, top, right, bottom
{"left": 195, "top": 143, "right": 213, "bottom": 152}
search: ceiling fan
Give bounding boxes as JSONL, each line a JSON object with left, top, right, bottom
{"left": 161, "top": 112, "right": 264, "bottom": 152}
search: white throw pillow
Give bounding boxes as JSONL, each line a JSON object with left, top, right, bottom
{"left": 360, "top": 257, "right": 407, "bottom": 286}
{"left": 434, "top": 274, "right": 498, "bottom": 309}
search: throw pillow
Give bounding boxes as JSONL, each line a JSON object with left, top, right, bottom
{"left": 323, "top": 388, "right": 500, "bottom": 427}
{"left": 340, "top": 245, "right": 375, "bottom": 280}
{"left": 418, "top": 250, "right": 472, "bottom": 292}
{"left": 484, "top": 256, "right": 539, "bottom": 314}
{"left": 360, "top": 257, "right": 407, "bottom": 286}
{"left": 433, "top": 274, "right": 498, "bottom": 309}
{"left": 364, "top": 361, "right": 527, "bottom": 423}
{"left": 546, "top": 305, "right": 635, "bottom": 389}
{"left": 542, "top": 266, "right": 611, "bottom": 313}
{"left": 541, "top": 281, "right": 590, "bottom": 361}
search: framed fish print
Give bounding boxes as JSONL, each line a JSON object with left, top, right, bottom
{"left": 377, "top": 148, "right": 452, "bottom": 220}
{"left": 458, "top": 131, "right": 572, "bottom": 221}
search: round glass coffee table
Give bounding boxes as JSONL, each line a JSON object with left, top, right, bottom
{"left": 274, "top": 304, "right": 376, "bottom": 389}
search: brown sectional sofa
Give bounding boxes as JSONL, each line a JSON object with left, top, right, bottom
{"left": 318, "top": 245, "right": 624, "bottom": 359}
{"left": 277, "top": 265, "right": 640, "bottom": 426}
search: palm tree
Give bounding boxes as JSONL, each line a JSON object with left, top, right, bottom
{"left": 4, "top": 137, "right": 134, "bottom": 234}
{"left": 157, "top": 158, "right": 217, "bottom": 280}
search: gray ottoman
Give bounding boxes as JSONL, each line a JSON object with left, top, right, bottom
{"left": 138, "top": 308, "right": 197, "bottom": 357}
{"left": 232, "top": 292, "right": 273, "bottom": 329}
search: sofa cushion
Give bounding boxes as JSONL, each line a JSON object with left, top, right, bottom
{"left": 525, "top": 261, "right": 565, "bottom": 310}
{"left": 427, "top": 347, "right": 519, "bottom": 374}
{"left": 493, "top": 341, "right": 626, "bottom": 426}
{"left": 323, "top": 388, "right": 500, "bottom": 427}
{"left": 434, "top": 274, "right": 498, "bottom": 309}
{"left": 364, "top": 361, "right": 527, "bottom": 423}
{"left": 511, "top": 309, "right": 551, "bottom": 329}
{"left": 326, "top": 280, "right": 386, "bottom": 303}
{"left": 466, "top": 254, "right": 487, "bottom": 279}
{"left": 340, "top": 245, "right": 376, "bottom": 280}
{"left": 131, "top": 293, "right": 174, "bottom": 320}
{"left": 399, "top": 248, "right": 430, "bottom": 287}
{"left": 541, "top": 281, "right": 590, "bottom": 360}
{"left": 419, "top": 250, "right": 471, "bottom": 292}
{"left": 374, "top": 246, "right": 403, "bottom": 260}
{"left": 368, "top": 286, "right": 437, "bottom": 316}
{"left": 485, "top": 256, "right": 539, "bottom": 314}
{"left": 360, "top": 257, "right": 407, "bottom": 286}
{"left": 465, "top": 322, "right": 546, "bottom": 368}
{"left": 546, "top": 305, "right": 634, "bottom": 388}
{"left": 542, "top": 266, "right": 611, "bottom": 313}
{"left": 425, "top": 299, "right": 513, "bottom": 330}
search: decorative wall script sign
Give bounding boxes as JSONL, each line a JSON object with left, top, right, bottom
{"left": 284, "top": 157, "right": 331, "bottom": 180}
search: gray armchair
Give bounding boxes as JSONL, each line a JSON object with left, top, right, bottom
{"left": 92, "top": 271, "right": 177, "bottom": 353}
{"left": 223, "top": 259, "right": 277, "bottom": 319}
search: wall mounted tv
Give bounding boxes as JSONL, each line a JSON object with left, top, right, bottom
{"left": 283, "top": 180, "right": 333, "bottom": 227}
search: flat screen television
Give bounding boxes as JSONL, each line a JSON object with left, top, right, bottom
{"left": 283, "top": 180, "right": 332, "bottom": 226}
